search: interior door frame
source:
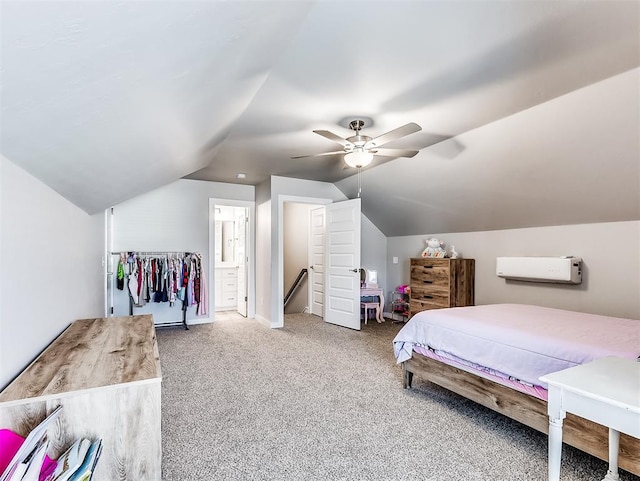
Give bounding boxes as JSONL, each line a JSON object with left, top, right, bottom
{"left": 236, "top": 209, "right": 248, "bottom": 317}
{"left": 209, "top": 198, "right": 256, "bottom": 320}
{"left": 308, "top": 206, "right": 325, "bottom": 317}
{"left": 277, "top": 195, "right": 333, "bottom": 328}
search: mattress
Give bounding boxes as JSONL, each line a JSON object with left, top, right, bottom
{"left": 393, "top": 304, "right": 640, "bottom": 389}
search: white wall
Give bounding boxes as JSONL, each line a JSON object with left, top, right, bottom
{"left": 0, "top": 156, "right": 104, "bottom": 389}
{"left": 255, "top": 180, "right": 272, "bottom": 324}
{"left": 111, "top": 179, "right": 254, "bottom": 324}
{"left": 361, "top": 214, "right": 388, "bottom": 306}
{"left": 387, "top": 221, "right": 640, "bottom": 319}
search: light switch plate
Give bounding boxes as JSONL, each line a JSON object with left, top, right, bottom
{"left": 392, "top": 256, "right": 398, "bottom": 264}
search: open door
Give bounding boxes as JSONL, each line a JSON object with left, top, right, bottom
{"left": 324, "top": 198, "right": 361, "bottom": 330}
{"left": 308, "top": 206, "right": 325, "bottom": 317}
{"left": 236, "top": 210, "right": 248, "bottom": 317}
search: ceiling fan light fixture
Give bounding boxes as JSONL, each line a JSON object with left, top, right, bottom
{"left": 344, "top": 150, "right": 373, "bottom": 168}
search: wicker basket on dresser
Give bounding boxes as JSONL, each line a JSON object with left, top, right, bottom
{"left": 409, "top": 257, "right": 475, "bottom": 317}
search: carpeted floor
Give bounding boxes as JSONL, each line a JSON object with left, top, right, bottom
{"left": 157, "top": 314, "right": 639, "bottom": 481}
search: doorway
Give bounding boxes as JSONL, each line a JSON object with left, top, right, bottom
{"left": 283, "top": 202, "right": 323, "bottom": 316}
{"left": 211, "top": 201, "right": 253, "bottom": 318}
{"left": 279, "top": 196, "right": 361, "bottom": 330}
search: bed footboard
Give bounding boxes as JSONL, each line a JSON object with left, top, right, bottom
{"left": 402, "top": 355, "right": 640, "bottom": 476}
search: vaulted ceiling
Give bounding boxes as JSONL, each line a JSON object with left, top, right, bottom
{"left": 1, "top": 1, "right": 638, "bottom": 235}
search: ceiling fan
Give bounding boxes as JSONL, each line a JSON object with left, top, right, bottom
{"left": 292, "top": 119, "right": 422, "bottom": 168}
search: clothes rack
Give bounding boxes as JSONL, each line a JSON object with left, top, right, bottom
{"left": 110, "top": 251, "right": 205, "bottom": 330}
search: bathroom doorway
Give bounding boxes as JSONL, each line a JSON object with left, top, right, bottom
{"left": 213, "top": 203, "right": 250, "bottom": 317}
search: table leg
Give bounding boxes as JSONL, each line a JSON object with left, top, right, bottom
{"left": 375, "top": 303, "right": 383, "bottom": 323}
{"left": 548, "top": 417, "right": 564, "bottom": 481}
{"left": 602, "top": 428, "right": 620, "bottom": 481}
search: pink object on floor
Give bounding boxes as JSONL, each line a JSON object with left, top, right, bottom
{"left": 0, "top": 429, "right": 57, "bottom": 479}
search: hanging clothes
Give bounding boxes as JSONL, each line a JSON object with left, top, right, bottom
{"left": 117, "top": 253, "right": 126, "bottom": 290}
{"left": 114, "top": 251, "right": 207, "bottom": 322}
{"left": 153, "top": 259, "right": 164, "bottom": 303}
{"left": 194, "top": 256, "right": 201, "bottom": 305}
{"left": 128, "top": 254, "right": 139, "bottom": 306}
{"left": 196, "top": 253, "right": 208, "bottom": 316}
{"left": 178, "top": 260, "right": 188, "bottom": 302}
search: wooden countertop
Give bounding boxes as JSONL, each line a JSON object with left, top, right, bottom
{"left": 0, "top": 315, "right": 161, "bottom": 406}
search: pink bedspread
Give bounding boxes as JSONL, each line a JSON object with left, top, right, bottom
{"left": 393, "top": 304, "right": 640, "bottom": 388}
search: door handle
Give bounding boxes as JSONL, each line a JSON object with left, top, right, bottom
{"left": 350, "top": 268, "right": 359, "bottom": 273}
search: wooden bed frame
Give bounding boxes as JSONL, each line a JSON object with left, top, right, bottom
{"left": 402, "top": 353, "right": 640, "bottom": 476}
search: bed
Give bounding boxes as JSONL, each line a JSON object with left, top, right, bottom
{"left": 393, "top": 304, "right": 640, "bottom": 476}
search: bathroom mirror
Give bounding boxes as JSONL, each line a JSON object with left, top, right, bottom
{"left": 360, "top": 267, "right": 378, "bottom": 287}
{"left": 215, "top": 220, "right": 236, "bottom": 264}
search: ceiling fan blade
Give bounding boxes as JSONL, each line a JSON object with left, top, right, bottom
{"left": 313, "top": 130, "right": 353, "bottom": 147}
{"left": 291, "top": 150, "right": 345, "bottom": 159}
{"left": 364, "top": 122, "right": 422, "bottom": 148}
{"left": 371, "top": 148, "right": 419, "bottom": 158}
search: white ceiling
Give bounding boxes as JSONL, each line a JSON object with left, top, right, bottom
{"left": 1, "top": 1, "right": 639, "bottom": 235}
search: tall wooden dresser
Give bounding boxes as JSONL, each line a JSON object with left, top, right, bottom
{"left": 409, "top": 257, "right": 475, "bottom": 317}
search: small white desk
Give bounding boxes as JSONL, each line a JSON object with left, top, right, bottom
{"left": 361, "top": 287, "right": 385, "bottom": 323}
{"left": 539, "top": 357, "right": 640, "bottom": 481}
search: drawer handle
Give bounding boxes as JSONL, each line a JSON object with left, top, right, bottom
{"left": 423, "top": 266, "right": 433, "bottom": 269}
{"left": 422, "top": 295, "right": 434, "bottom": 299}
{"left": 422, "top": 280, "right": 433, "bottom": 284}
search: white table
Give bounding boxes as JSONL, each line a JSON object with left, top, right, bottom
{"left": 361, "top": 287, "right": 385, "bottom": 323}
{"left": 539, "top": 357, "right": 640, "bottom": 481}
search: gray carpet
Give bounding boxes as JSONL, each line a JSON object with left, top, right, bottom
{"left": 157, "top": 314, "right": 639, "bottom": 481}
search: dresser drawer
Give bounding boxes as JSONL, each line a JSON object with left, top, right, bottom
{"left": 222, "top": 279, "right": 237, "bottom": 292}
{"left": 411, "top": 298, "right": 449, "bottom": 313}
{"left": 411, "top": 263, "right": 450, "bottom": 287}
{"left": 411, "top": 283, "right": 449, "bottom": 298}
{"left": 410, "top": 289, "right": 450, "bottom": 308}
{"left": 221, "top": 294, "right": 237, "bottom": 304}
{"left": 410, "top": 270, "right": 450, "bottom": 289}
{"left": 220, "top": 269, "right": 237, "bottom": 278}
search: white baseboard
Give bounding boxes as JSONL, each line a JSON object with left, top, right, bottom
{"left": 187, "top": 316, "right": 213, "bottom": 325}
{"left": 254, "top": 314, "right": 272, "bottom": 328}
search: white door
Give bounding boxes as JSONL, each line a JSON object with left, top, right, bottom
{"left": 308, "top": 206, "right": 325, "bottom": 317}
{"left": 324, "top": 198, "right": 361, "bottom": 330}
{"left": 236, "top": 210, "right": 248, "bottom": 317}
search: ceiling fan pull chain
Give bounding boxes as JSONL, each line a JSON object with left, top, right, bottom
{"left": 357, "top": 167, "right": 362, "bottom": 198}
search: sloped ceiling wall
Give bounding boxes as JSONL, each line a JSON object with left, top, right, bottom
{"left": 336, "top": 69, "right": 640, "bottom": 236}
{"left": 0, "top": 2, "right": 312, "bottom": 212}
{"left": 1, "top": 1, "right": 638, "bottom": 236}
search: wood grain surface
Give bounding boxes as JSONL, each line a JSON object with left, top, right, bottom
{"left": 409, "top": 258, "right": 475, "bottom": 316}
{"left": 403, "top": 354, "right": 640, "bottom": 476}
{"left": 0, "top": 315, "right": 161, "bottom": 405}
{"left": 0, "top": 315, "right": 162, "bottom": 481}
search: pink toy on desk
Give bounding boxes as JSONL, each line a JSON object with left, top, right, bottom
{"left": 0, "top": 429, "right": 57, "bottom": 480}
